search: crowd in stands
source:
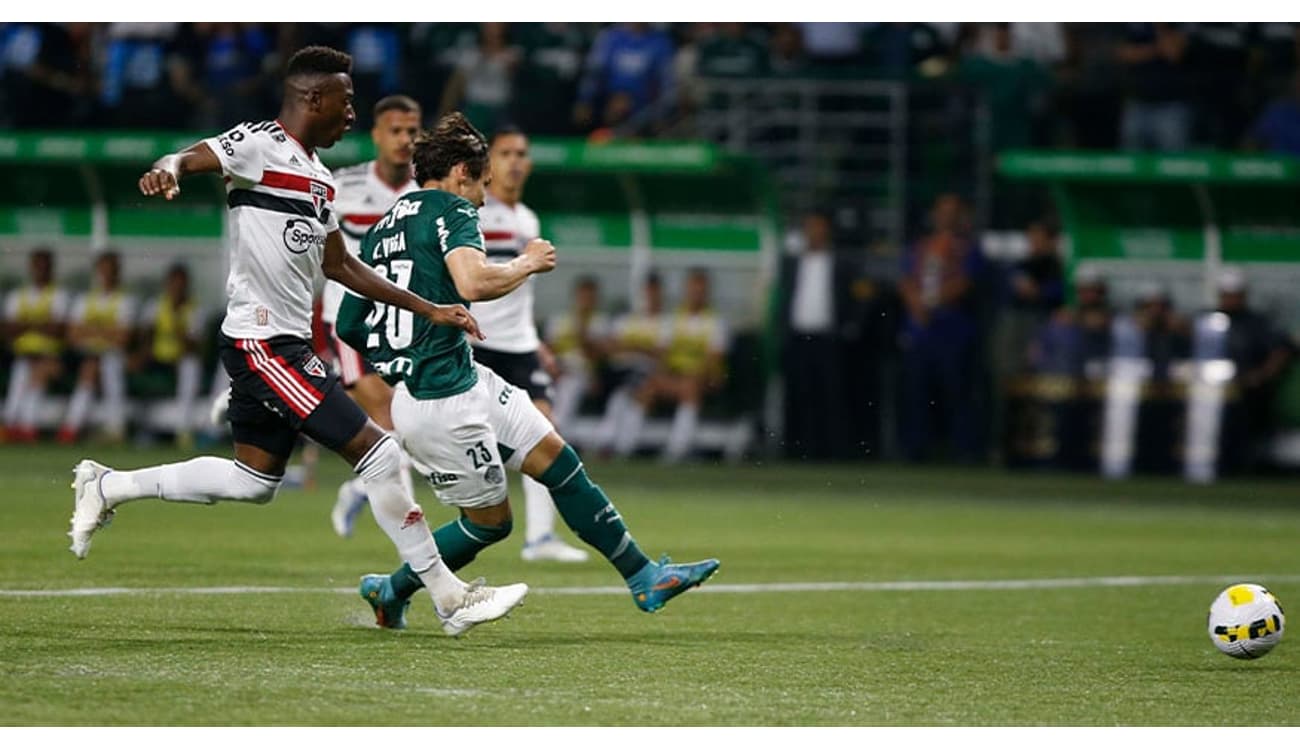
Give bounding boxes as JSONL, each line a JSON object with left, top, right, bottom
{"left": 5, "top": 22, "right": 1300, "bottom": 153}
{"left": 2, "top": 247, "right": 206, "bottom": 446}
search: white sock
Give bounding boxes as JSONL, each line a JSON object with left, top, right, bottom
{"left": 4, "top": 358, "right": 30, "bottom": 425}
{"left": 614, "top": 400, "right": 646, "bottom": 457}
{"left": 175, "top": 355, "right": 201, "bottom": 434}
{"left": 665, "top": 403, "right": 699, "bottom": 462}
{"left": 100, "top": 351, "right": 127, "bottom": 434}
{"left": 18, "top": 380, "right": 43, "bottom": 430}
{"left": 522, "top": 474, "right": 556, "bottom": 544}
{"left": 100, "top": 456, "right": 280, "bottom": 507}
{"left": 354, "top": 436, "right": 464, "bottom": 613}
{"left": 63, "top": 382, "right": 94, "bottom": 432}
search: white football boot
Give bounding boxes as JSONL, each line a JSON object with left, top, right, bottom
{"left": 436, "top": 578, "right": 529, "bottom": 637}
{"left": 330, "top": 479, "right": 369, "bottom": 538}
{"left": 68, "top": 460, "right": 115, "bottom": 559}
{"left": 521, "top": 533, "right": 590, "bottom": 563}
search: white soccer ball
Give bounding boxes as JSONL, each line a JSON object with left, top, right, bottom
{"left": 1207, "top": 583, "right": 1285, "bottom": 659}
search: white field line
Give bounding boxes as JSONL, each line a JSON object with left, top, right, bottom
{"left": 1, "top": 574, "right": 1298, "bottom": 598}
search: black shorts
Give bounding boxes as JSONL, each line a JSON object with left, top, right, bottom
{"left": 321, "top": 322, "right": 376, "bottom": 388}
{"left": 218, "top": 334, "right": 368, "bottom": 457}
{"left": 471, "top": 347, "right": 553, "bottom": 402}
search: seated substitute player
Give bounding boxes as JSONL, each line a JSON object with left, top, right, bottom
{"left": 134, "top": 263, "right": 206, "bottom": 446}
{"left": 336, "top": 112, "right": 720, "bottom": 629}
{"left": 544, "top": 274, "right": 610, "bottom": 439}
{"left": 470, "top": 125, "right": 588, "bottom": 563}
{"left": 597, "top": 271, "right": 670, "bottom": 457}
{"left": 67, "top": 46, "right": 526, "bottom": 636}
{"left": 59, "top": 250, "right": 136, "bottom": 444}
{"left": 619, "top": 268, "right": 729, "bottom": 463}
{"left": 3, "top": 247, "right": 70, "bottom": 443}
{"left": 321, "top": 94, "right": 423, "bottom": 538}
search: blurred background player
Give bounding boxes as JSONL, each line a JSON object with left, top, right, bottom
{"left": 619, "top": 268, "right": 729, "bottom": 463}
{"left": 3, "top": 248, "right": 69, "bottom": 442}
{"left": 544, "top": 274, "right": 609, "bottom": 439}
{"left": 59, "top": 250, "right": 135, "bottom": 444}
{"left": 598, "top": 271, "right": 669, "bottom": 457}
{"left": 322, "top": 94, "right": 422, "bottom": 538}
{"left": 469, "top": 125, "right": 588, "bottom": 563}
{"left": 134, "top": 263, "right": 205, "bottom": 446}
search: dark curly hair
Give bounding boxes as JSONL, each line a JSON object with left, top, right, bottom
{"left": 413, "top": 112, "right": 488, "bottom": 185}
{"left": 285, "top": 46, "right": 352, "bottom": 80}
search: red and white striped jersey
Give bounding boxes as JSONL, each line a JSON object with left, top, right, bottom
{"left": 320, "top": 160, "right": 418, "bottom": 324}
{"left": 202, "top": 120, "right": 338, "bottom": 341}
{"left": 471, "top": 192, "right": 542, "bottom": 354}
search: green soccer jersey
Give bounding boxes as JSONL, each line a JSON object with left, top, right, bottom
{"left": 336, "top": 188, "right": 486, "bottom": 399}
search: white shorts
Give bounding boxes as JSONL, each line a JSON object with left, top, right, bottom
{"left": 391, "top": 362, "right": 554, "bottom": 509}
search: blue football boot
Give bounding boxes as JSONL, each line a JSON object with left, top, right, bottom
{"left": 359, "top": 574, "right": 411, "bottom": 630}
{"left": 627, "top": 554, "right": 720, "bottom": 613}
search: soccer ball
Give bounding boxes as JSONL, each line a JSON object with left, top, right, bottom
{"left": 1207, "top": 583, "right": 1285, "bottom": 659}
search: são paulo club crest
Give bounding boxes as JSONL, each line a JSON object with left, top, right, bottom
{"left": 310, "top": 181, "right": 329, "bottom": 219}
{"left": 303, "top": 355, "right": 327, "bottom": 379}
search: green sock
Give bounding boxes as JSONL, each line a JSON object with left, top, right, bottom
{"left": 388, "top": 515, "right": 512, "bottom": 601}
{"left": 540, "top": 444, "right": 650, "bottom": 579}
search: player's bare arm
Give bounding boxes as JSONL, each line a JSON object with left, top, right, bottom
{"left": 138, "top": 142, "right": 223, "bottom": 200}
{"left": 321, "top": 230, "right": 483, "bottom": 340}
{"left": 446, "top": 237, "right": 556, "bottom": 302}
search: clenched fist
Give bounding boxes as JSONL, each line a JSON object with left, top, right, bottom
{"left": 522, "top": 238, "right": 557, "bottom": 274}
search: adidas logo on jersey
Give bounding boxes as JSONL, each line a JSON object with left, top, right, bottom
{"left": 288, "top": 154, "right": 301, "bottom": 167}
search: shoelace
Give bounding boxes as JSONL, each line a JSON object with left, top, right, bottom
{"left": 457, "top": 577, "right": 496, "bottom": 609}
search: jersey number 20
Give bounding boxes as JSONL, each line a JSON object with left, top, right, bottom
{"left": 365, "top": 260, "right": 414, "bottom": 350}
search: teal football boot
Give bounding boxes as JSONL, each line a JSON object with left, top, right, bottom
{"left": 627, "top": 555, "right": 720, "bottom": 613}
{"left": 359, "top": 574, "right": 411, "bottom": 630}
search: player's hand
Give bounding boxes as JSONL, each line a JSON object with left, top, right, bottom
{"left": 427, "top": 303, "right": 484, "bottom": 341}
{"left": 523, "top": 238, "right": 557, "bottom": 274}
{"left": 139, "top": 168, "right": 180, "bottom": 200}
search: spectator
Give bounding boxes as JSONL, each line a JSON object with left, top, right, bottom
{"left": 100, "top": 22, "right": 186, "bottom": 128}
{"left": 171, "top": 23, "right": 273, "bottom": 130}
{"left": 778, "top": 211, "right": 854, "bottom": 461}
{"left": 598, "top": 271, "right": 669, "bottom": 457}
{"left": 514, "top": 23, "right": 589, "bottom": 135}
{"left": 958, "top": 23, "right": 1052, "bottom": 151}
{"left": 1246, "top": 69, "right": 1300, "bottom": 156}
{"left": 1131, "top": 282, "right": 1190, "bottom": 383}
{"left": 862, "top": 22, "right": 948, "bottom": 79}
{"left": 2, "top": 248, "right": 69, "bottom": 442}
{"left": 134, "top": 264, "right": 206, "bottom": 447}
{"left": 1213, "top": 267, "right": 1296, "bottom": 471}
{"left": 1188, "top": 23, "right": 1251, "bottom": 147}
{"left": 439, "top": 23, "right": 521, "bottom": 136}
{"left": 897, "top": 194, "right": 986, "bottom": 462}
{"left": 1030, "top": 265, "right": 1113, "bottom": 377}
{"left": 768, "top": 23, "right": 809, "bottom": 78}
{"left": 798, "top": 22, "right": 865, "bottom": 68}
{"left": 345, "top": 23, "right": 402, "bottom": 129}
{"left": 573, "top": 23, "right": 675, "bottom": 135}
{"left": 1117, "top": 23, "right": 1194, "bottom": 151}
{"left": 0, "top": 22, "right": 95, "bottom": 128}
{"left": 696, "top": 23, "right": 768, "bottom": 78}
{"left": 59, "top": 251, "right": 136, "bottom": 444}
{"left": 623, "top": 268, "right": 729, "bottom": 463}
{"left": 544, "top": 275, "right": 610, "bottom": 438}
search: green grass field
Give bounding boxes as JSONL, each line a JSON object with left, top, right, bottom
{"left": 1, "top": 444, "right": 1298, "bottom": 726}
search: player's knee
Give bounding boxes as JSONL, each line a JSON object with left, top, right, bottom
{"left": 354, "top": 433, "right": 402, "bottom": 482}
{"left": 469, "top": 516, "right": 513, "bottom": 543}
{"left": 228, "top": 464, "right": 281, "bottom": 505}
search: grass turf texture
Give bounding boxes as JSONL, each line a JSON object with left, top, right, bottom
{"left": 1, "top": 444, "right": 1298, "bottom": 725}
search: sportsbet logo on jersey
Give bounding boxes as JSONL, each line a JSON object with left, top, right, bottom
{"left": 282, "top": 218, "right": 325, "bottom": 255}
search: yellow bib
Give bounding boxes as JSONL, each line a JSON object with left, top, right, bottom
{"left": 153, "top": 298, "right": 195, "bottom": 364}
{"left": 665, "top": 309, "right": 720, "bottom": 378}
{"left": 13, "top": 287, "right": 62, "bottom": 357}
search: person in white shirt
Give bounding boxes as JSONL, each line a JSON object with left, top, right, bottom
{"left": 59, "top": 251, "right": 136, "bottom": 444}
{"left": 2, "top": 247, "right": 69, "bottom": 442}
{"left": 68, "top": 46, "right": 526, "bottom": 637}
{"left": 469, "top": 126, "right": 588, "bottom": 563}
